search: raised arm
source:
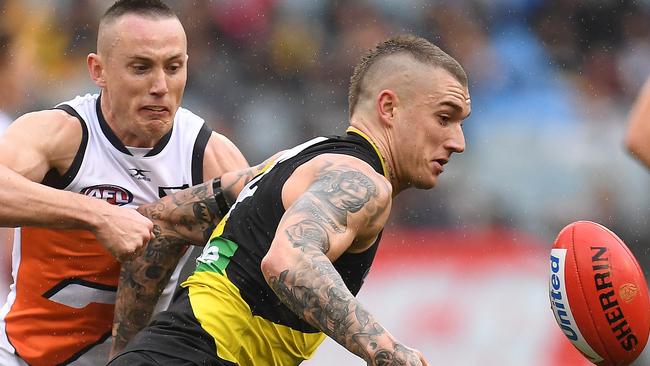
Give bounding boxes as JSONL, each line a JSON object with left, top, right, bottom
{"left": 110, "top": 178, "right": 232, "bottom": 355}
{"left": 0, "top": 110, "right": 152, "bottom": 261}
{"left": 110, "top": 150, "right": 273, "bottom": 356}
{"left": 261, "top": 155, "right": 429, "bottom": 366}
{"left": 625, "top": 77, "right": 650, "bottom": 169}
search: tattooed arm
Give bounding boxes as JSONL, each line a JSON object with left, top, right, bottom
{"left": 109, "top": 159, "right": 270, "bottom": 356}
{"left": 261, "top": 155, "right": 429, "bottom": 366}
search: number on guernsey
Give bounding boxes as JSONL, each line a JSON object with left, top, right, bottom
{"left": 198, "top": 244, "right": 220, "bottom": 264}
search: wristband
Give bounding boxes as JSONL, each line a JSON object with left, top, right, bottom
{"left": 211, "top": 178, "right": 231, "bottom": 217}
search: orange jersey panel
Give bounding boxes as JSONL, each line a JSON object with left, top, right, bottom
{"left": 5, "top": 227, "right": 119, "bottom": 365}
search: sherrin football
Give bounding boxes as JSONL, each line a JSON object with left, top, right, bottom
{"left": 549, "top": 221, "right": 650, "bottom": 365}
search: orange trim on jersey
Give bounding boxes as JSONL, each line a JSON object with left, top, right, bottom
{"left": 5, "top": 227, "right": 119, "bottom": 365}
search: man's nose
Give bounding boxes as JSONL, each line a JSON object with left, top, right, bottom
{"left": 446, "top": 124, "right": 465, "bottom": 153}
{"left": 149, "top": 68, "right": 168, "bottom": 95}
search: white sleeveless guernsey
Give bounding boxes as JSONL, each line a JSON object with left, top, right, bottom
{"left": 0, "top": 93, "right": 212, "bottom": 366}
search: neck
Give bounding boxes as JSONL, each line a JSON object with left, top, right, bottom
{"left": 347, "top": 122, "right": 400, "bottom": 196}
{"left": 100, "top": 94, "right": 163, "bottom": 148}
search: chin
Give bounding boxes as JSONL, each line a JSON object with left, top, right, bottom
{"left": 413, "top": 179, "right": 437, "bottom": 190}
{"left": 146, "top": 118, "right": 172, "bottom": 133}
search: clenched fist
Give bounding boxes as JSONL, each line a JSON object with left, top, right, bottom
{"left": 89, "top": 201, "right": 154, "bottom": 262}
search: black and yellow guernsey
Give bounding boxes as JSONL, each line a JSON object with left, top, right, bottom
{"left": 130, "top": 129, "right": 389, "bottom": 366}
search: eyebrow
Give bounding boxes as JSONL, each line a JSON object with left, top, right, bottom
{"left": 127, "top": 54, "right": 185, "bottom": 62}
{"left": 439, "top": 101, "right": 471, "bottom": 118}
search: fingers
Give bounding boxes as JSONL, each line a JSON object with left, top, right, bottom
{"left": 416, "top": 349, "right": 429, "bottom": 366}
{"left": 134, "top": 228, "right": 154, "bottom": 259}
{"left": 419, "top": 356, "right": 430, "bottom": 366}
{"left": 96, "top": 208, "right": 154, "bottom": 263}
{"left": 123, "top": 219, "right": 154, "bottom": 262}
{"left": 116, "top": 251, "right": 135, "bottom": 263}
{"left": 403, "top": 346, "right": 428, "bottom": 366}
{"left": 140, "top": 217, "right": 154, "bottom": 246}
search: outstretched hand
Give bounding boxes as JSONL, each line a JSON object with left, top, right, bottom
{"left": 90, "top": 202, "right": 154, "bottom": 262}
{"left": 369, "top": 344, "right": 430, "bottom": 366}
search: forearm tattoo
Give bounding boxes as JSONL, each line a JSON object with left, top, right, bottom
{"left": 112, "top": 165, "right": 263, "bottom": 354}
{"left": 268, "top": 164, "right": 415, "bottom": 365}
{"left": 268, "top": 250, "right": 417, "bottom": 365}
{"left": 111, "top": 231, "right": 186, "bottom": 354}
{"left": 112, "top": 181, "right": 220, "bottom": 353}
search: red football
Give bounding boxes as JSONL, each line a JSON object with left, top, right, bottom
{"left": 549, "top": 221, "right": 650, "bottom": 365}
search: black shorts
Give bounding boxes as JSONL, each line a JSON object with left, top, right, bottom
{"left": 107, "top": 287, "right": 236, "bottom": 366}
{"left": 108, "top": 350, "right": 206, "bottom": 366}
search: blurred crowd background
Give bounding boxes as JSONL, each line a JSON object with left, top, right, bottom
{"left": 2, "top": 0, "right": 650, "bottom": 246}
{"left": 1, "top": 0, "right": 650, "bottom": 364}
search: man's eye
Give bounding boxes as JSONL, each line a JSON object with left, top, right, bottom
{"left": 132, "top": 65, "right": 149, "bottom": 73}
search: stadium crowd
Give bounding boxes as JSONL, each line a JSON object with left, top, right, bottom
{"left": 1, "top": 0, "right": 650, "bottom": 256}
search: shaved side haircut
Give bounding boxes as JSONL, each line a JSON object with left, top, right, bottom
{"left": 97, "top": 0, "right": 180, "bottom": 55}
{"left": 348, "top": 35, "right": 467, "bottom": 117}
{"left": 102, "top": 0, "right": 176, "bottom": 24}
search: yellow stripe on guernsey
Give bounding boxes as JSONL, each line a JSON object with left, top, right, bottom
{"left": 183, "top": 137, "right": 339, "bottom": 364}
{"left": 183, "top": 271, "right": 326, "bottom": 365}
{"left": 346, "top": 126, "right": 389, "bottom": 179}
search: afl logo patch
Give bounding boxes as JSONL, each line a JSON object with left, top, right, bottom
{"left": 80, "top": 185, "right": 134, "bottom": 206}
{"left": 620, "top": 283, "right": 639, "bottom": 303}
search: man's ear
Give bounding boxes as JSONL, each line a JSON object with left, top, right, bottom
{"left": 87, "top": 53, "right": 106, "bottom": 88}
{"left": 377, "top": 89, "right": 398, "bottom": 126}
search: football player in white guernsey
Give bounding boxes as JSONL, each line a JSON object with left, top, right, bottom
{"left": 0, "top": 1, "right": 248, "bottom": 365}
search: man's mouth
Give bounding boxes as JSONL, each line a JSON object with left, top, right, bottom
{"left": 433, "top": 158, "right": 448, "bottom": 173}
{"left": 142, "top": 106, "right": 168, "bottom": 112}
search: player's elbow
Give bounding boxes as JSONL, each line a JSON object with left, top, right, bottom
{"left": 625, "top": 130, "right": 642, "bottom": 157}
{"left": 624, "top": 130, "right": 650, "bottom": 170}
{"left": 260, "top": 251, "right": 286, "bottom": 285}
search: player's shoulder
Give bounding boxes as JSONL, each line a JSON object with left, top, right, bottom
{"left": 205, "top": 131, "right": 244, "bottom": 159}
{"left": 174, "top": 106, "right": 205, "bottom": 125}
{"left": 27, "top": 93, "right": 98, "bottom": 130}
{"left": 0, "top": 108, "right": 83, "bottom": 166}
{"left": 57, "top": 93, "right": 98, "bottom": 107}
{"left": 171, "top": 106, "right": 211, "bottom": 143}
{"left": 11, "top": 108, "right": 81, "bottom": 137}
{"left": 304, "top": 153, "right": 392, "bottom": 200}
{"left": 203, "top": 131, "right": 249, "bottom": 177}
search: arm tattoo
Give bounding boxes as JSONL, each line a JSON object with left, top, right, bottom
{"left": 111, "top": 230, "right": 186, "bottom": 354}
{"left": 144, "top": 182, "right": 221, "bottom": 244}
{"left": 311, "top": 167, "right": 377, "bottom": 215}
{"left": 111, "top": 163, "right": 270, "bottom": 355}
{"left": 285, "top": 219, "right": 330, "bottom": 253}
{"left": 112, "top": 180, "right": 217, "bottom": 354}
{"left": 374, "top": 344, "right": 422, "bottom": 366}
{"left": 293, "top": 165, "right": 379, "bottom": 234}
{"left": 268, "top": 165, "right": 414, "bottom": 364}
{"left": 268, "top": 250, "right": 418, "bottom": 365}
{"left": 111, "top": 182, "right": 223, "bottom": 354}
